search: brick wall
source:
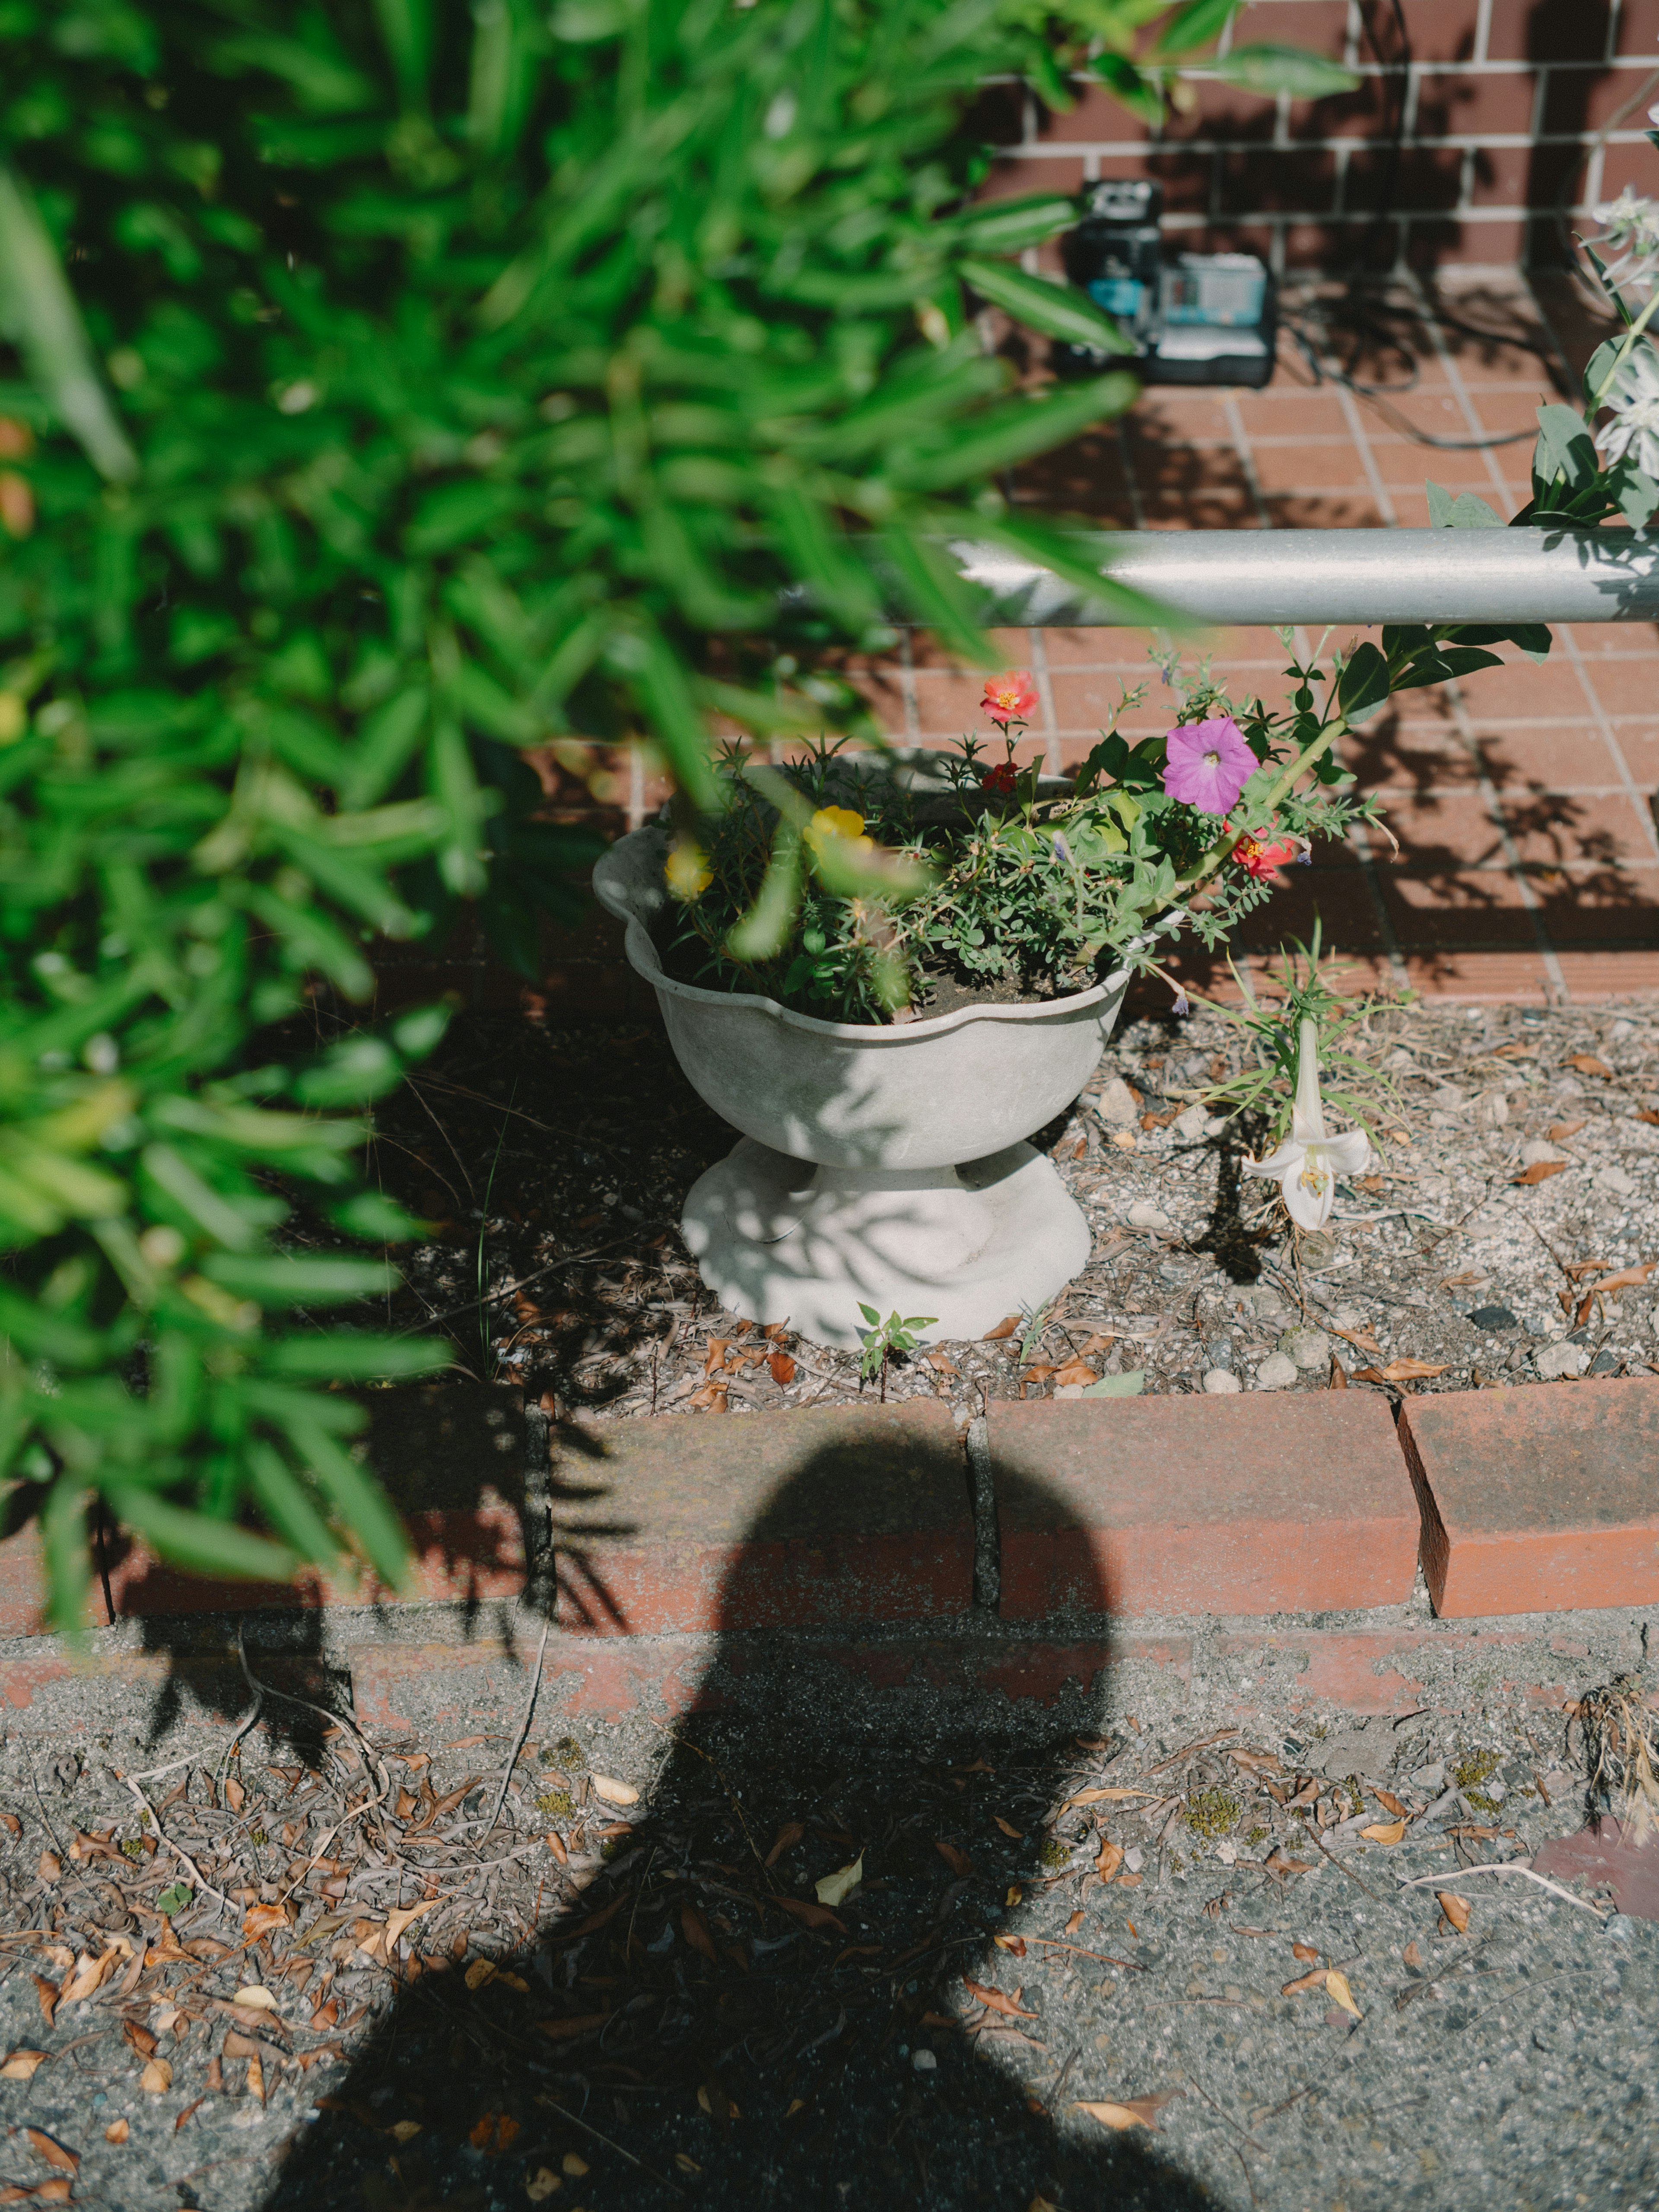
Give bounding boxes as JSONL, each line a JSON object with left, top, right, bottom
{"left": 988, "top": 0, "right": 1659, "bottom": 273}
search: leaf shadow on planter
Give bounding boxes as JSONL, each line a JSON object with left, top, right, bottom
{"left": 261, "top": 1428, "right": 1213, "bottom": 2212}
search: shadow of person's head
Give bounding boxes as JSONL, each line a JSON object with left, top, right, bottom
{"left": 261, "top": 1415, "right": 1213, "bottom": 2212}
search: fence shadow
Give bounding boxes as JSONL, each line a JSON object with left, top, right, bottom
{"left": 257, "top": 1428, "right": 1214, "bottom": 2212}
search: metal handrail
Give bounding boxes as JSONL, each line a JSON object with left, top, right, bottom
{"left": 948, "top": 528, "right": 1659, "bottom": 627}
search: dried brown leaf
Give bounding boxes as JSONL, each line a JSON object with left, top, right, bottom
{"left": 993, "top": 1816, "right": 1024, "bottom": 1840}
{"left": 1325, "top": 1968, "right": 1362, "bottom": 2018}
{"left": 123, "top": 2020, "right": 159, "bottom": 2060}
{"left": 23, "top": 2129, "right": 76, "bottom": 2174}
{"left": 0, "top": 2051, "right": 46, "bottom": 2081}
{"left": 1282, "top": 1968, "right": 1326, "bottom": 1996}
{"left": 104, "top": 2119, "right": 129, "bottom": 2145}
{"left": 37, "top": 1851, "right": 59, "bottom": 1884}
{"left": 1548, "top": 1119, "right": 1587, "bottom": 1141}
{"left": 223, "top": 1778, "right": 246, "bottom": 1815}
{"left": 31, "top": 1977, "right": 58, "bottom": 2028}
{"left": 681, "top": 1906, "right": 718, "bottom": 1965}
{"left": 764, "top": 1820, "right": 804, "bottom": 1869}
{"left": 982, "top": 1314, "right": 1022, "bottom": 1341}
{"left": 1437, "top": 1892, "right": 1471, "bottom": 1933}
{"left": 1567, "top": 1054, "right": 1613, "bottom": 1078}
{"left": 1513, "top": 1160, "right": 1570, "bottom": 1185}
{"left": 1361, "top": 1818, "right": 1408, "bottom": 1844}
{"left": 934, "top": 1839, "right": 973, "bottom": 1878}
{"left": 534, "top": 2012, "right": 611, "bottom": 2042}
{"left": 1074, "top": 2090, "right": 1178, "bottom": 2132}
{"left": 963, "top": 1978, "right": 1037, "bottom": 2020}
{"left": 140, "top": 2057, "right": 173, "bottom": 2095}
{"left": 767, "top": 1352, "right": 797, "bottom": 1387}
{"left": 774, "top": 1897, "right": 844, "bottom": 1933}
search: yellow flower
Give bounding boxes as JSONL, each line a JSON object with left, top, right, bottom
{"left": 664, "top": 837, "right": 712, "bottom": 901}
{"left": 804, "top": 806, "right": 873, "bottom": 858}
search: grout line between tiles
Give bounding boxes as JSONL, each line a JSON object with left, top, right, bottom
{"left": 1408, "top": 279, "right": 1572, "bottom": 1003}
{"left": 1027, "top": 626, "right": 1061, "bottom": 780}
{"left": 1220, "top": 389, "right": 1274, "bottom": 530}
{"left": 1556, "top": 625, "right": 1659, "bottom": 864}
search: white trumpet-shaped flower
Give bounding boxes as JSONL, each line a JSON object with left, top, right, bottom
{"left": 1244, "top": 1016, "right": 1370, "bottom": 1232}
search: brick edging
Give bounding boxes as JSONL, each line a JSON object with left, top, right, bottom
{"left": 0, "top": 1377, "right": 1654, "bottom": 1657}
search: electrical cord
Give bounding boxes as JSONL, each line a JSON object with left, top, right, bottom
{"left": 1273, "top": 0, "right": 1559, "bottom": 452}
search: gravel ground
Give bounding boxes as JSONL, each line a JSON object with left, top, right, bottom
{"left": 365, "top": 991, "right": 1659, "bottom": 1418}
{"left": 0, "top": 1639, "right": 1652, "bottom": 2211}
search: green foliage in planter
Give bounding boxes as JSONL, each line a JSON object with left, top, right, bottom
{"left": 0, "top": 0, "right": 1335, "bottom": 1623}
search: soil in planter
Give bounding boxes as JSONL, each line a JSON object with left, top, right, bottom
{"left": 657, "top": 909, "right": 1096, "bottom": 1024}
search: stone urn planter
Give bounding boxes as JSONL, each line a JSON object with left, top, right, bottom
{"left": 594, "top": 825, "right": 1133, "bottom": 1349}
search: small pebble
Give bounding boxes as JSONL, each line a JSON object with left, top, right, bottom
{"left": 1253, "top": 1351, "right": 1298, "bottom": 1390}
{"left": 912, "top": 2048, "right": 937, "bottom": 2072}
{"left": 1202, "top": 1367, "right": 1242, "bottom": 1394}
{"left": 1535, "top": 1341, "right": 1588, "bottom": 1379}
{"left": 1096, "top": 1077, "right": 1139, "bottom": 1127}
{"left": 1279, "top": 1325, "right": 1332, "bottom": 1372}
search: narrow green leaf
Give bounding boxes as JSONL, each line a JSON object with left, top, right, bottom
{"left": 957, "top": 259, "right": 1137, "bottom": 356}
{"left": 279, "top": 1414, "right": 410, "bottom": 1589}
{"left": 725, "top": 821, "right": 803, "bottom": 964}
{"left": 1080, "top": 1369, "right": 1145, "bottom": 1396}
{"left": 262, "top": 1332, "right": 450, "bottom": 1380}
{"left": 200, "top": 1254, "right": 397, "bottom": 1306}
{"left": 43, "top": 1476, "right": 90, "bottom": 1635}
{"left": 880, "top": 527, "right": 993, "bottom": 665}
{"left": 1211, "top": 44, "right": 1359, "bottom": 98}
{"left": 245, "top": 1439, "right": 339, "bottom": 1565}
{"left": 1153, "top": 0, "right": 1238, "bottom": 56}
{"left": 893, "top": 375, "right": 1139, "bottom": 493}
{"left": 105, "top": 1482, "right": 300, "bottom": 1583}
{"left": 0, "top": 166, "right": 138, "bottom": 483}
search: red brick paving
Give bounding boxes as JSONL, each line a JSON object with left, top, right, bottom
{"left": 988, "top": 1393, "right": 1421, "bottom": 1620}
{"left": 1399, "top": 1376, "right": 1659, "bottom": 1618}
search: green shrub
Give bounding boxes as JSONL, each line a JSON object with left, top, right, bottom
{"left": 0, "top": 0, "right": 1332, "bottom": 1623}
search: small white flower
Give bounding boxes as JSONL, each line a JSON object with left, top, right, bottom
{"left": 1594, "top": 338, "right": 1659, "bottom": 480}
{"left": 1243, "top": 1016, "right": 1370, "bottom": 1233}
{"left": 1587, "top": 188, "right": 1659, "bottom": 297}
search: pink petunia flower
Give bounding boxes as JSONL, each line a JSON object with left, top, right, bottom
{"left": 1161, "top": 716, "right": 1256, "bottom": 815}
{"left": 982, "top": 671, "right": 1037, "bottom": 727}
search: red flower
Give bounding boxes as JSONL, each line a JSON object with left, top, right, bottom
{"left": 981, "top": 671, "right": 1037, "bottom": 728}
{"left": 979, "top": 760, "right": 1019, "bottom": 798}
{"left": 1227, "top": 823, "right": 1305, "bottom": 880}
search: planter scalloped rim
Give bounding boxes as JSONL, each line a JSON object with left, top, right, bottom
{"left": 594, "top": 826, "right": 1133, "bottom": 1349}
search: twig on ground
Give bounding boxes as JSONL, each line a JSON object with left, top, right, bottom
{"left": 462, "top": 1615, "right": 550, "bottom": 1841}
{"left": 1397, "top": 1863, "right": 1608, "bottom": 1916}
{"left": 124, "top": 1775, "right": 231, "bottom": 1915}
{"left": 530, "top": 2091, "right": 685, "bottom": 2197}
{"left": 1313, "top": 1832, "right": 1379, "bottom": 1900}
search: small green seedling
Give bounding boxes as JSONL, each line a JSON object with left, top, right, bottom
{"left": 855, "top": 1305, "right": 937, "bottom": 1402}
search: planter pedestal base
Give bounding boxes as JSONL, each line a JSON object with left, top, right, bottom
{"left": 681, "top": 1137, "right": 1092, "bottom": 1349}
